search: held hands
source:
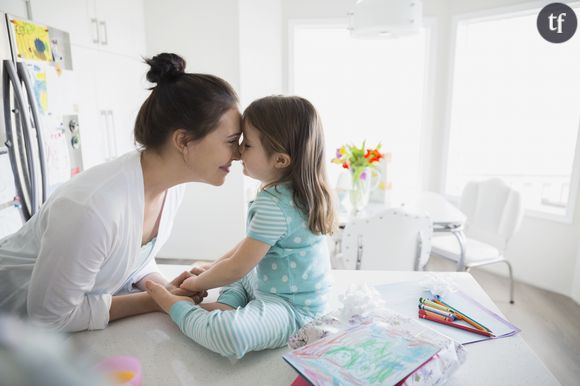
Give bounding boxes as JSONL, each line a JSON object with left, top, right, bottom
{"left": 166, "top": 270, "right": 207, "bottom": 299}
{"left": 145, "top": 281, "right": 192, "bottom": 314}
{"left": 146, "top": 271, "right": 208, "bottom": 314}
{"left": 179, "top": 262, "right": 212, "bottom": 292}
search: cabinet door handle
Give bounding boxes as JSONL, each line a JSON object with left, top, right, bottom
{"left": 99, "top": 21, "right": 108, "bottom": 45}
{"left": 91, "top": 18, "right": 99, "bottom": 44}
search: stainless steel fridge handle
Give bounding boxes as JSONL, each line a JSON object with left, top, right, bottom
{"left": 3, "top": 60, "right": 33, "bottom": 220}
{"left": 17, "top": 62, "right": 47, "bottom": 205}
{"left": 91, "top": 18, "right": 100, "bottom": 44}
{"left": 99, "top": 21, "right": 108, "bottom": 45}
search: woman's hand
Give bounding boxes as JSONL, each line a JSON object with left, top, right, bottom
{"left": 166, "top": 271, "right": 208, "bottom": 303}
{"left": 145, "top": 281, "right": 195, "bottom": 314}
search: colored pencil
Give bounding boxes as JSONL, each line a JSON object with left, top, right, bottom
{"left": 433, "top": 299, "right": 492, "bottom": 332}
{"left": 418, "top": 310, "right": 495, "bottom": 337}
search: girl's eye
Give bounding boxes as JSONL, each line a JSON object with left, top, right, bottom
{"left": 244, "top": 143, "right": 251, "bottom": 148}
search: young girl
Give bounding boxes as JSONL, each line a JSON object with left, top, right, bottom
{"left": 146, "top": 95, "right": 336, "bottom": 358}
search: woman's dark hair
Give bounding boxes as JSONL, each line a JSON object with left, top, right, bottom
{"left": 134, "top": 53, "right": 238, "bottom": 150}
{"left": 243, "top": 96, "right": 336, "bottom": 235}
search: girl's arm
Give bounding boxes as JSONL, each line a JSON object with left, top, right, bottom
{"left": 180, "top": 237, "right": 270, "bottom": 292}
{"left": 190, "top": 240, "right": 244, "bottom": 275}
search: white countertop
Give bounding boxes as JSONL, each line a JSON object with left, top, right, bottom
{"left": 68, "top": 269, "right": 559, "bottom": 386}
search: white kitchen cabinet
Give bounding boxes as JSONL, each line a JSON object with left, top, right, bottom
{"left": 71, "top": 45, "right": 101, "bottom": 168}
{"left": 30, "top": 0, "right": 145, "bottom": 58}
{"left": 88, "top": 0, "right": 146, "bottom": 57}
{"left": 94, "top": 50, "right": 148, "bottom": 158}
{"left": 30, "top": 0, "right": 95, "bottom": 48}
{"left": 72, "top": 45, "right": 148, "bottom": 168}
{"left": 30, "top": 0, "right": 148, "bottom": 168}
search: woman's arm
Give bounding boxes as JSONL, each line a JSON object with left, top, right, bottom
{"left": 109, "top": 292, "right": 160, "bottom": 321}
{"left": 180, "top": 237, "right": 270, "bottom": 292}
{"left": 111, "top": 270, "right": 207, "bottom": 321}
{"left": 134, "top": 272, "right": 169, "bottom": 291}
{"left": 27, "top": 200, "right": 113, "bottom": 332}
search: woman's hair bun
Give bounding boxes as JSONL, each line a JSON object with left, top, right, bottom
{"left": 145, "top": 53, "right": 186, "bottom": 84}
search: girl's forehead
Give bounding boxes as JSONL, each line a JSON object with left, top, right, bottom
{"left": 242, "top": 123, "right": 258, "bottom": 135}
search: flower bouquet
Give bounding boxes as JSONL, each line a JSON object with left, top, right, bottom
{"left": 332, "top": 142, "right": 384, "bottom": 212}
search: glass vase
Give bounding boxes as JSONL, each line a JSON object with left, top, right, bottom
{"left": 349, "top": 168, "right": 373, "bottom": 213}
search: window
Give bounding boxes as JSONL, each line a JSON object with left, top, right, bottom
{"left": 291, "top": 24, "right": 429, "bottom": 197}
{"left": 445, "top": 6, "right": 580, "bottom": 220}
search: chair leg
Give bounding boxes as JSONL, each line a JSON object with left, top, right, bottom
{"left": 503, "top": 260, "right": 515, "bottom": 304}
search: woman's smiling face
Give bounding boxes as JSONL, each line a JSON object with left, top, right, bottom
{"left": 185, "top": 108, "right": 242, "bottom": 186}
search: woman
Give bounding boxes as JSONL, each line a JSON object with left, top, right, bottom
{"left": 0, "top": 53, "right": 241, "bottom": 332}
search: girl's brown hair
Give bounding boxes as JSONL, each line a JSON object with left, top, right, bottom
{"left": 242, "top": 96, "right": 336, "bottom": 235}
{"left": 134, "top": 53, "right": 238, "bottom": 150}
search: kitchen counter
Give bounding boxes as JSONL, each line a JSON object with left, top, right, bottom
{"left": 68, "top": 269, "right": 559, "bottom": 386}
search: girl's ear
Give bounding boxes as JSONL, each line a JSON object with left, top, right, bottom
{"left": 273, "top": 153, "right": 291, "bottom": 169}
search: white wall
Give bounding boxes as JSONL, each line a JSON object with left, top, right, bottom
{"left": 573, "top": 237, "right": 580, "bottom": 303}
{"left": 239, "top": 0, "right": 283, "bottom": 107}
{"left": 143, "top": 0, "right": 246, "bottom": 260}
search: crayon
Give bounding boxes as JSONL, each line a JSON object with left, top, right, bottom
{"left": 418, "top": 310, "right": 495, "bottom": 337}
{"left": 419, "top": 297, "right": 452, "bottom": 313}
{"left": 418, "top": 309, "right": 455, "bottom": 322}
{"left": 433, "top": 299, "right": 492, "bottom": 332}
{"left": 418, "top": 304, "right": 457, "bottom": 320}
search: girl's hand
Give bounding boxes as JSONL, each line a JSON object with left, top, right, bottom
{"left": 145, "top": 281, "right": 194, "bottom": 314}
{"left": 180, "top": 275, "right": 200, "bottom": 292}
{"left": 190, "top": 262, "right": 212, "bottom": 276}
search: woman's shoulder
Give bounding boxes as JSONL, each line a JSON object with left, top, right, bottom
{"left": 52, "top": 151, "right": 142, "bottom": 210}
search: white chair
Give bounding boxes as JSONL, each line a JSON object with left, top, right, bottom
{"left": 431, "top": 178, "right": 524, "bottom": 304}
{"left": 333, "top": 208, "right": 433, "bottom": 271}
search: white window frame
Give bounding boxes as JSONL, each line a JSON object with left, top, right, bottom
{"left": 440, "top": 1, "right": 580, "bottom": 224}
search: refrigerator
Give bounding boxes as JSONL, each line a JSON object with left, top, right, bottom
{"left": 0, "top": 13, "right": 83, "bottom": 239}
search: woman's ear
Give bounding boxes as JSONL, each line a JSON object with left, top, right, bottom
{"left": 171, "top": 129, "right": 190, "bottom": 153}
{"left": 273, "top": 153, "right": 291, "bottom": 169}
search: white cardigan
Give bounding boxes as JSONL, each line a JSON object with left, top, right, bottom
{"left": 0, "top": 151, "right": 184, "bottom": 331}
